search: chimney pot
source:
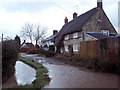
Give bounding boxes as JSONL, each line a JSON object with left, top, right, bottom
{"left": 97, "top": 0, "right": 103, "bottom": 9}
{"left": 64, "top": 17, "right": 68, "bottom": 24}
{"left": 73, "top": 12, "right": 77, "bottom": 19}
{"left": 53, "top": 30, "right": 58, "bottom": 35}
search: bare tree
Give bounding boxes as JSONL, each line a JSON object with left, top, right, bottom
{"left": 21, "top": 23, "right": 47, "bottom": 45}
{"left": 21, "top": 23, "right": 35, "bottom": 43}
{"left": 33, "top": 24, "right": 47, "bottom": 45}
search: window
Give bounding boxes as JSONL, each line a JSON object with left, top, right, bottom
{"left": 101, "top": 30, "right": 109, "bottom": 36}
{"left": 73, "top": 45, "right": 78, "bottom": 51}
{"left": 65, "top": 35, "right": 69, "bottom": 40}
{"left": 73, "top": 32, "right": 78, "bottom": 38}
{"left": 60, "top": 47, "right": 63, "bottom": 53}
{"left": 65, "top": 46, "right": 69, "bottom": 51}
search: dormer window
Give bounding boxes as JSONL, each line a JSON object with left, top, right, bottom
{"left": 73, "top": 32, "right": 78, "bottom": 38}
{"left": 101, "top": 30, "right": 109, "bottom": 36}
{"left": 65, "top": 35, "right": 69, "bottom": 40}
{"left": 98, "top": 17, "right": 103, "bottom": 23}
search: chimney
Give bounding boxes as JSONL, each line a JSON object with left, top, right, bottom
{"left": 24, "top": 40, "right": 26, "bottom": 43}
{"left": 64, "top": 17, "right": 68, "bottom": 24}
{"left": 73, "top": 12, "right": 77, "bottom": 19}
{"left": 97, "top": 0, "right": 103, "bottom": 9}
{"left": 53, "top": 30, "right": 58, "bottom": 35}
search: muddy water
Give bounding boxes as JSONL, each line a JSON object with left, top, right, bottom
{"left": 2, "top": 74, "right": 17, "bottom": 88}
{"left": 43, "top": 64, "right": 119, "bottom": 88}
{"left": 15, "top": 61, "right": 36, "bottom": 85}
{"left": 19, "top": 53, "right": 119, "bottom": 88}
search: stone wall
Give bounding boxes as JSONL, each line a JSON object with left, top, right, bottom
{"left": 82, "top": 9, "right": 116, "bottom": 33}
{"left": 84, "top": 33, "right": 98, "bottom": 41}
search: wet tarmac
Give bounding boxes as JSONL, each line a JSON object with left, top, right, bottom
{"left": 44, "top": 64, "right": 118, "bottom": 88}
{"left": 20, "top": 53, "right": 119, "bottom": 88}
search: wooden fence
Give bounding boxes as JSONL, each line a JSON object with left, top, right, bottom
{"left": 80, "top": 36, "right": 120, "bottom": 60}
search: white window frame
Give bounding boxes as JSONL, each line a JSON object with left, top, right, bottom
{"left": 73, "top": 32, "right": 78, "bottom": 38}
{"left": 60, "top": 47, "right": 63, "bottom": 53}
{"left": 65, "top": 46, "right": 69, "bottom": 51}
{"left": 73, "top": 45, "right": 78, "bottom": 51}
{"left": 101, "top": 30, "right": 109, "bottom": 36}
{"left": 65, "top": 35, "right": 69, "bottom": 40}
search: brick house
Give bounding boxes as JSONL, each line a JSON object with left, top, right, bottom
{"left": 20, "top": 40, "right": 35, "bottom": 52}
{"left": 55, "top": 0, "right": 118, "bottom": 56}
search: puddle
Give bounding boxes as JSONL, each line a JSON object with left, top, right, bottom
{"left": 15, "top": 61, "right": 36, "bottom": 85}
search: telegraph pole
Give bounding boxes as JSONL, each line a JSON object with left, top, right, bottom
{"left": 2, "top": 34, "right": 3, "bottom": 42}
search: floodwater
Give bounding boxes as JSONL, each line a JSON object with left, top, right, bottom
{"left": 15, "top": 61, "right": 36, "bottom": 85}
{"left": 43, "top": 64, "right": 119, "bottom": 88}
{"left": 20, "top": 53, "right": 119, "bottom": 88}
{"left": 3, "top": 53, "right": 119, "bottom": 88}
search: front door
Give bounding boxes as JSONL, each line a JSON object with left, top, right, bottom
{"left": 69, "top": 45, "right": 73, "bottom": 56}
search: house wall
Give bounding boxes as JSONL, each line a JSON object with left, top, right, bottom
{"left": 83, "top": 33, "right": 98, "bottom": 41}
{"left": 63, "top": 32, "right": 82, "bottom": 56}
{"left": 82, "top": 9, "right": 116, "bottom": 33}
{"left": 64, "top": 32, "right": 82, "bottom": 45}
{"left": 63, "top": 33, "right": 97, "bottom": 56}
{"left": 42, "top": 40, "right": 54, "bottom": 48}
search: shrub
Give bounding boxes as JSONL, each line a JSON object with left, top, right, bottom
{"left": 48, "top": 45, "right": 55, "bottom": 52}
{"left": 27, "top": 48, "right": 45, "bottom": 54}
{"left": 116, "top": 59, "right": 120, "bottom": 74}
{"left": 45, "top": 50, "right": 56, "bottom": 57}
{"left": 88, "top": 57, "right": 117, "bottom": 73}
{"left": 28, "top": 48, "right": 56, "bottom": 57}
{"left": 116, "top": 50, "right": 120, "bottom": 74}
{"left": 27, "top": 50, "right": 39, "bottom": 54}
{"left": 2, "top": 40, "right": 19, "bottom": 83}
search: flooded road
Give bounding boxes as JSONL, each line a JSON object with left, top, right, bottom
{"left": 20, "top": 53, "right": 119, "bottom": 88}
{"left": 44, "top": 64, "right": 118, "bottom": 88}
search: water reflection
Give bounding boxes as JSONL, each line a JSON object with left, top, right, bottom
{"left": 43, "top": 63, "right": 119, "bottom": 88}
{"left": 15, "top": 61, "right": 36, "bottom": 85}
{"left": 19, "top": 53, "right": 119, "bottom": 88}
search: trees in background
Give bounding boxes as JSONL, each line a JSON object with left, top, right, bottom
{"left": 21, "top": 23, "right": 47, "bottom": 45}
{"left": 33, "top": 25, "right": 47, "bottom": 46}
{"left": 21, "top": 23, "right": 34, "bottom": 43}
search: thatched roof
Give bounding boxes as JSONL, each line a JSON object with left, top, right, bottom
{"left": 55, "top": 7, "right": 98, "bottom": 47}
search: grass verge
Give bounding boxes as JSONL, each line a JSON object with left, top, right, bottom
{"left": 38, "top": 53, "right": 46, "bottom": 58}
{"left": 11, "top": 56, "right": 50, "bottom": 89}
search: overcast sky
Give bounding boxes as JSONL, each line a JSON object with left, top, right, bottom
{"left": 0, "top": 0, "right": 119, "bottom": 41}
